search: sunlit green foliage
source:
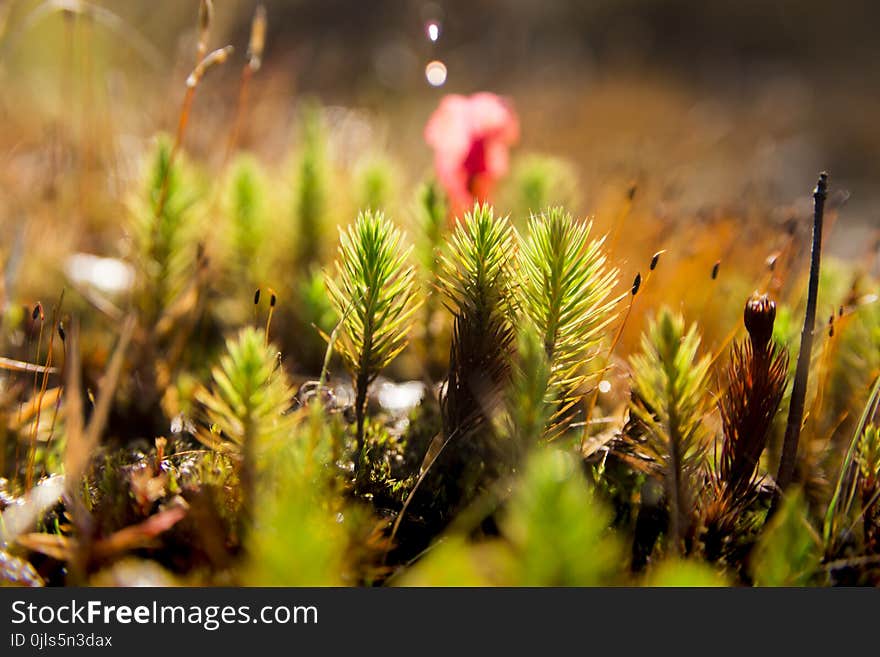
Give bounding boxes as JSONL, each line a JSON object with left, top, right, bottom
{"left": 127, "top": 134, "right": 202, "bottom": 324}
{"left": 857, "top": 424, "right": 880, "bottom": 482}
{"left": 516, "top": 207, "right": 618, "bottom": 436}
{"left": 413, "top": 181, "right": 448, "bottom": 376}
{"left": 415, "top": 181, "right": 447, "bottom": 277}
{"left": 396, "top": 536, "right": 502, "bottom": 586}
{"left": 500, "top": 449, "right": 622, "bottom": 585}
{"left": 507, "top": 153, "right": 578, "bottom": 220}
{"left": 399, "top": 449, "right": 622, "bottom": 586}
{"left": 299, "top": 268, "right": 338, "bottom": 340}
{"left": 824, "top": 376, "right": 880, "bottom": 558}
{"left": 408, "top": 206, "right": 518, "bottom": 523}
{"left": 826, "top": 270, "right": 880, "bottom": 433}
{"left": 505, "top": 326, "right": 553, "bottom": 448}
{"left": 626, "top": 309, "right": 712, "bottom": 554}
{"left": 223, "top": 154, "right": 269, "bottom": 287}
{"left": 438, "top": 203, "right": 516, "bottom": 438}
{"left": 643, "top": 559, "right": 728, "bottom": 587}
{"left": 354, "top": 154, "right": 398, "bottom": 212}
{"left": 857, "top": 424, "right": 880, "bottom": 554}
{"left": 752, "top": 490, "right": 822, "bottom": 586}
{"left": 243, "top": 403, "right": 348, "bottom": 585}
{"left": 325, "top": 210, "right": 420, "bottom": 471}
{"left": 293, "top": 104, "right": 329, "bottom": 271}
{"left": 194, "top": 327, "right": 295, "bottom": 454}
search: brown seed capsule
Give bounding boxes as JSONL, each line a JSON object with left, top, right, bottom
{"left": 711, "top": 260, "right": 721, "bottom": 280}
{"left": 187, "top": 45, "right": 234, "bottom": 88}
{"left": 57, "top": 322, "right": 66, "bottom": 342}
{"left": 248, "top": 5, "right": 267, "bottom": 72}
{"left": 631, "top": 272, "right": 642, "bottom": 297}
{"left": 254, "top": 289, "right": 261, "bottom": 305}
{"left": 270, "top": 293, "right": 277, "bottom": 308}
{"left": 743, "top": 292, "right": 776, "bottom": 348}
{"left": 650, "top": 251, "right": 663, "bottom": 271}
{"left": 32, "top": 303, "right": 43, "bottom": 321}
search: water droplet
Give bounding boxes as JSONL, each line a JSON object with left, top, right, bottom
{"left": 598, "top": 380, "right": 612, "bottom": 394}
{"left": 425, "top": 60, "right": 447, "bottom": 86}
{"left": 64, "top": 252, "right": 135, "bottom": 295}
{"left": 377, "top": 380, "right": 425, "bottom": 413}
{"left": 426, "top": 21, "right": 440, "bottom": 42}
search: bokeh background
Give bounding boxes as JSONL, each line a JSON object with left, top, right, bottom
{"left": 3, "top": 1, "right": 879, "bottom": 239}
{"left": 1, "top": 0, "right": 878, "bottom": 304}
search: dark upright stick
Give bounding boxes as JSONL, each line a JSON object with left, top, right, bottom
{"left": 774, "top": 173, "right": 827, "bottom": 502}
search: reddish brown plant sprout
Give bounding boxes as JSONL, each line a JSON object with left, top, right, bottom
{"left": 718, "top": 293, "right": 789, "bottom": 500}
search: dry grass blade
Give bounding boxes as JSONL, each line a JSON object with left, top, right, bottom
{"left": 224, "top": 5, "right": 268, "bottom": 163}
{"left": 17, "top": 506, "right": 186, "bottom": 563}
{"left": 25, "top": 291, "right": 65, "bottom": 489}
{"left": 84, "top": 316, "right": 136, "bottom": 454}
{"left": 62, "top": 321, "right": 84, "bottom": 489}
{"left": 64, "top": 315, "right": 135, "bottom": 485}
{"left": 8, "top": 387, "right": 62, "bottom": 432}
{"left": 61, "top": 316, "right": 134, "bottom": 581}
{"left": 0, "top": 357, "right": 58, "bottom": 375}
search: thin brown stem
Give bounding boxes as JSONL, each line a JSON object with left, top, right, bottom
{"left": 46, "top": 323, "right": 68, "bottom": 451}
{"left": 153, "top": 85, "right": 195, "bottom": 223}
{"left": 580, "top": 270, "right": 647, "bottom": 452}
{"left": 354, "top": 371, "right": 368, "bottom": 477}
{"left": 607, "top": 182, "right": 636, "bottom": 260}
{"left": 26, "top": 292, "right": 64, "bottom": 489}
{"left": 224, "top": 65, "right": 253, "bottom": 167}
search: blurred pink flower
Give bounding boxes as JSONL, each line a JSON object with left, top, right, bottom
{"left": 424, "top": 92, "right": 520, "bottom": 217}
